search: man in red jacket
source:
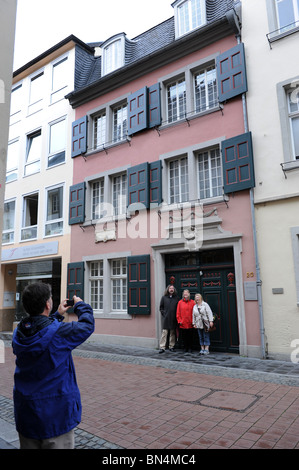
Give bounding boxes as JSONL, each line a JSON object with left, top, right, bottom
{"left": 176, "top": 289, "right": 195, "bottom": 352}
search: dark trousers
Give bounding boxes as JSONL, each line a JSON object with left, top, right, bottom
{"left": 180, "top": 328, "right": 193, "bottom": 351}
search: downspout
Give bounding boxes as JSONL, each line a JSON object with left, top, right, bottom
{"left": 235, "top": 34, "right": 267, "bottom": 359}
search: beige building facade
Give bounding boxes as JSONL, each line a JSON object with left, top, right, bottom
{"left": 0, "top": 37, "right": 93, "bottom": 330}
{"left": 243, "top": 0, "right": 299, "bottom": 360}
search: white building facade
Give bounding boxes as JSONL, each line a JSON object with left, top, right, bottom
{"left": 243, "top": 0, "right": 299, "bottom": 360}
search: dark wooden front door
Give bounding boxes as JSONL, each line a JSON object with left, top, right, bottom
{"left": 165, "top": 249, "right": 239, "bottom": 353}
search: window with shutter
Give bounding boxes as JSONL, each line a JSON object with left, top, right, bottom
{"left": 127, "top": 87, "right": 148, "bottom": 136}
{"left": 127, "top": 163, "right": 149, "bottom": 210}
{"left": 149, "top": 160, "right": 162, "bottom": 205}
{"left": 69, "top": 182, "right": 86, "bottom": 225}
{"left": 128, "top": 84, "right": 161, "bottom": 135}
{"left": 221, "top": 132, "right": 255, "bottom": 193}
{"left": 216, "top": 43, "right": 247, "bottom": 102}
{"left": 67, "top": 262, "right": 85, "bottom": 301}
{"left": 71, "top": 116, "right": 87, "bottom": 158}
{"left": 127, "top": 255, "right": 151, "bottom": 315}
{"left": 148, "top": 83, "right": 162, "bottom": 128}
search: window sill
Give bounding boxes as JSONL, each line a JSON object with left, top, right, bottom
{"left": 94, "top": 312, "right": 131, "bottom": 320}
{"left": 281, "top": 160, "right": 299, "bottom": 178}
{"left": 86, "top": 137, "right": 129, "bottom": 158}
{"left": 159, "top": 105, "right": 221, "bottom": 132}
{"left": 267, "top": 24, "right": 299, "bottom": 47}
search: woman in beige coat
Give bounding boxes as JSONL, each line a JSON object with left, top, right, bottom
{"left": 192, "top": 293, "right": 214, "bottom": 355}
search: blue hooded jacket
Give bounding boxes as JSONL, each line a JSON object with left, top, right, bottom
{"left": 12, "top": 301, "right": 94, "bottom": 440}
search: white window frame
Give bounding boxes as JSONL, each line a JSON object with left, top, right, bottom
{"left": 93, "top": 111, "right": 107, "bottom": 150}
{"left": 6, "top": 139, "right": 19, "bottom": 183}
{"left": 44, "top": 184, "right": 64, "bottom": 238}
{"left": 112, "top": 102, "right": 127, "bottom": 143}
{"left": 2, "top": 199, "right": 16, "bottom": 245}
{"left": 24, "top": 130, "right": 42, "bottom": 176}
{"left": 168, "top": 155, "right": 189, "bottom": 204}
{"left": 111, "top": 258, "right": 127, "bottom": 312}
{"left": 275, "top": 0, "right": 299, "bottom": 31}
{"left": 167, "top": 77, "right": 186, "bottom": 123}
{"left": 91, "top": 178, "right": 105, "bottom": 220}
{"left": 112, "top": 172, "right": 127, "bottom": 216}
{"left": 51, "top": 56, "right": 69, "bottom": 104}
{"left": 85, "top": 253, "right": 131, "bottom": 318}
{"left": 287, "top": 88, "right": 299, "bottom": 160}
{"left": 194, "top": 65, "right": 218, "bottom": 113}
{"left": 89, "top": 260, "right": 104, "bottom": 312}
{"left": 197, "top": 147, "right": 223, "bottom": 200}
{"left": 173, "top": 0, "right": 206, "bottom": 38}
{"left": 28, "top": 71, "right": 44, "bottom": 114}
{"left": 21, "top": 192, "right": 39, "bottom": 241}
{"left": 102, "top": 35, "right": 125, "bottom": 76}
{"left": 48, "top": 117, "right": 66, "bottom": 168}
{"left": 10, "top": 84, "right": 22, "bottom": 124}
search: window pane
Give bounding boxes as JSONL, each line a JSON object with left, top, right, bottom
{"left": 21, "top": 194, "right": 38, "bottom": 240}
{"left": 50, "top": 120, "right": 66, "bottom": 154}
{"left": 10, "top": 85, "right": 22, "bottom": 116}
{"left": 6, "top": 140, "right": 19, "bottom": 182}
{"left": 94, "top": 113, "right": 106, "bottom": 149}
{"left": 169, "top": 157, "right": 189, "bottom": 204}
{"left": 52, "top": 58, "right": 68, "bottom": 91}
{"left": 198, "top": 148, "right": 222, "bottom": 199}
{"left": 104, "top": 40, "right": 122, "bottom": 75}
{"left": 276, "top": 0, "right": 297, "bottom": 29}
{"left": 90, "top": 261, "right": 103, "bottom": 310}
{"left": 195, "top": 66, "right": 217, "bottom": 113}
{"left": 47, "top": 187, "right": 63, "bottom": 221}
{"left": 49, "top": 120, "right": 66, "bottom": 167}
{"left": 2, "top": 201, "right": 15, "bottom": 244}
{"left": 167, "top": 79, "right": 186, "bottom": 122}
{"left": 111, "top": 259, "right": 126, "bottom": 311}
{"left": 30, "top": 73, "right": 44, "bottom": 104}
{"left": 25, "top": 132, "right": 41, "bottom": 176}
{"left": 113, "top": 104, "right": 127, "bottom": 142}
{"left": 291, "top": 116, "right": 299, "bottom": 158}
{"left": 113, "top": 174, "right": 127, "bottom": 215}
{"left": 92, "top": 180, "right": 104, "bottom": 219}
{"left": 178, "top": 0, "right": 205, "bottom": 36}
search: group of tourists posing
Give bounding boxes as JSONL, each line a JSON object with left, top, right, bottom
{"left": 159, "top": 285, "right": 214, "bottom": 355}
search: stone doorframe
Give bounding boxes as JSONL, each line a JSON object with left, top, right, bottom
{"left": 151, "top": 208, "right": 249, "bottom": 356}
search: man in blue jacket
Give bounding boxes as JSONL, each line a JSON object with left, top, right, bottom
{"left": 12, "top": 282, "right": 94, "bottom": 449}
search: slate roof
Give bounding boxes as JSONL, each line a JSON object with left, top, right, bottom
{"left": 73, "top": 0, "right": 238, "bottom": 92}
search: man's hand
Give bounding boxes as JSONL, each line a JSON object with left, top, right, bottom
{"left": 58, "top": 296, "right": 83, "bottom": 315}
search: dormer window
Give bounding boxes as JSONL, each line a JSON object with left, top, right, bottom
{"left": 173, "top": 0, "right": 206, "bottom": 38}
{"left": 102, "top": 34, "right": 125, "bottom": 76}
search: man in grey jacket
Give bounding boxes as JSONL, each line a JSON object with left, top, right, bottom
{"left": 158, "top": 285, "right": 179, "bottom": 353}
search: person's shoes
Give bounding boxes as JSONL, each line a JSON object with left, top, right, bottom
{"left": 203, "top": 350, "right": 209, "bottom": 355}
{"left": 159, "top": 349, "right": 165, "bottom": 354}
{"left": 199, "top": 350, "right": 205, "bottom": 355}
{"left": 169, "top": 348, "right": 175, "bottom": 352}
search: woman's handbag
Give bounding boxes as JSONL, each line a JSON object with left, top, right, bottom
{"left": 208, "top": 313, "right": 218, "bottom": 333}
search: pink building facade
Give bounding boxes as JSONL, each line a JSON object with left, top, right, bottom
{"left": 66, "top": 1, "right": 262, "bottom": 357}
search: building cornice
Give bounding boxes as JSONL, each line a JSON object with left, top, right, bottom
{"left": 66, "top": 14, "right": 240, "bottom": 109}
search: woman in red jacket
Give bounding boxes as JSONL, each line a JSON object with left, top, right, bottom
{"left": 176, "top": 289, "right": 195, "bottom": 352}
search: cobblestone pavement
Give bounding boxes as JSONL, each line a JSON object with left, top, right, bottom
{"left": 1, "top": 337, "right": 299, "bottom": 450}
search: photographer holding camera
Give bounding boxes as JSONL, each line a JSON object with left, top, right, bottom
{"left": 12, "top": 282, "right": 94, "bottom": 449}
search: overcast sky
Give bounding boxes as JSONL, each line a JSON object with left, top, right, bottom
{"left": 13, "top": 0, "right": 174, "bottom": 70}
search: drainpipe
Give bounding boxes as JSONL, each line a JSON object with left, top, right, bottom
{"left": 236, "top": 35, "right": 267, "bottom": 359}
